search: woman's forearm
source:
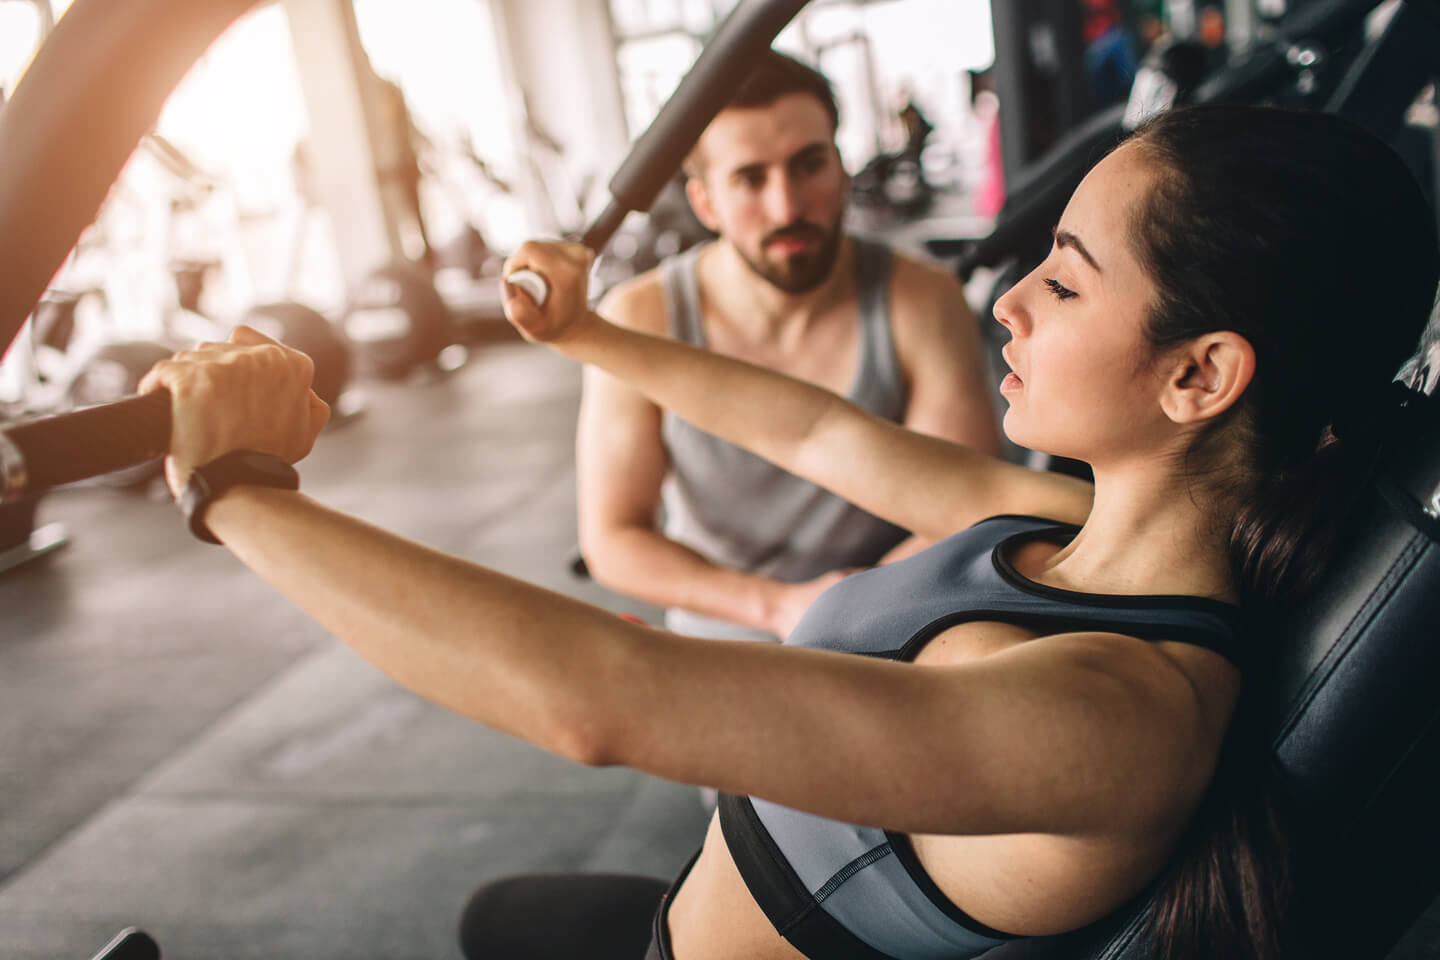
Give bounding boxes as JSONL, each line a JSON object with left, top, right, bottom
{"left": 195, "top": 484, "right": 892, "bottom": 820}
{"left": 204, "top": 485, "right": 646, "bottom": 764}
{"left": 502, "top": 248, "right": 1062, "bottom": 539}
{"left": 557, "top": 314, "right": 1044, "bottom": 539}
{"left": 562, "top": 315, "right": 848, "bottom": 478}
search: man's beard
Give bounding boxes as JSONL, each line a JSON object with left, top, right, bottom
{"left": 737, "top": 218, "right": 844, "bottom": 295}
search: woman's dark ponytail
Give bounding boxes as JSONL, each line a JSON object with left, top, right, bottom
{"left": 1144, "top": 697, "right": 1293, "bottom": 960}
{"left": 1120, "top": 105, "right": 1440, "bottom": 960}
{"left": 1231, "top": 380, "right": 1432, "bottom": 607}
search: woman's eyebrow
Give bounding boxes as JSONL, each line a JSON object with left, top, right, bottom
{"left": 1053, "top": 227, "right": 1102, "bottom": 274}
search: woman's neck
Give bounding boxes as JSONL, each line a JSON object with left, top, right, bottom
{"left": 1028, "top": 460, "right": 1241, "bottom": 604}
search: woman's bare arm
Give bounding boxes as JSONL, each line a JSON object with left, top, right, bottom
{"left": 206, "top": 484, "right": 1218, "bottom": 840}
{"left": 505, "top": 243, "right": 1093, "bottom": 538}
{"left": 142, "top": 327, "right": 1189, "bottom": 845}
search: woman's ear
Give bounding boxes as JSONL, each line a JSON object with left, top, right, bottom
{"left": 1160, "top": 332, "right": 1256, "bottom": 424}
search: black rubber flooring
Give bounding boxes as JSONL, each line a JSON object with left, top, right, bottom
{"left": 1, "top": 341, "right": 1436, "bottom": 959}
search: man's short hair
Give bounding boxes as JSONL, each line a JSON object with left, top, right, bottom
{"left": 684, "top": 50, "right": 839, "bottom": 177}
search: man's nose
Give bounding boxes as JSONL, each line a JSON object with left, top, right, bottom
{"left": 763, "top": 173, "right": 803, "bottom": 224}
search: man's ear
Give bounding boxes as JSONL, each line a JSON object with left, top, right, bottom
{"left": 685, "top": 175, "right": 720, "bottom": 233}
{"left": 1160, "top": 331, "right": 1256, "bottom": 424}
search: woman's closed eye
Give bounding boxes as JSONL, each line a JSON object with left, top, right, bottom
{"left": 1043, "top": 277, "right": 1077, "bottom": 301}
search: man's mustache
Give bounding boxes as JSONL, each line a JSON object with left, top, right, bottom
{"left": 763, "top": 223, "right": 825, "bottom": 248}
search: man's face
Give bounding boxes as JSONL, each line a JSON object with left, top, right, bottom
{"left": 687, "top": 93, "right": 848, "bottom": 295}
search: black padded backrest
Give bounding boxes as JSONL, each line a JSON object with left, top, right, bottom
{"left": 984, "top": 318, "right": 1440, "bottom": 960}
{"left": 1269, "top": 393, "right": 1440, "bottom": 957}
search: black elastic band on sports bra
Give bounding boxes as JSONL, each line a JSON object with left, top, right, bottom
{"left": 893, "top": 606, "right": 1249, "bottom": 675}
{"left": 989, "top": 524, "right": 1253, "bottom": 670}
{"left": 884, "top": 832, "right": 1019, "bottom": 941}
{"left": 718, "top": 793, "right": 904, "bottom": 960}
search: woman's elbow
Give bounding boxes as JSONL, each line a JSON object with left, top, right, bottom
{"left": 551, "top": 720, "right": 616, "bottom": 768}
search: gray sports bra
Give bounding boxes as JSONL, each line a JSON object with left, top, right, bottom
{"left": 717, "top": 514, "right": 1249, "bottom": 959}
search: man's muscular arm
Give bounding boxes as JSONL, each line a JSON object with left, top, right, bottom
{"left": 577, "top": 275, "right": 830, "bottom": 639}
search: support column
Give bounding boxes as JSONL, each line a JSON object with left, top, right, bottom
{"left": 490, "top": 0, "right": 630, "bottom": 235}
{"left": 282, "top": 0, "right": 402, "bottom": 289}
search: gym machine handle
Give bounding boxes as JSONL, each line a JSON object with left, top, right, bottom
{"left": 1, "top": 391, "right": 171, "bottom": 504}
{"left": 504, "top": 0, "right": 811, "bottom": 308}
{"left": 0, "top": 0, "right": 810, "bottom": 499}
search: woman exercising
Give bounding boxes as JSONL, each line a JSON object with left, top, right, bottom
{"left": 141, "top": 104, "right": 1438, "bottom": 960}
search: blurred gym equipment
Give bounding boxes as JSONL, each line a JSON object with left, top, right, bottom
{"left": 243, "top": 301, "right": 351, "bottom": 407}
{"left": 341, "top": 261, "right": 456, "bottom": 381}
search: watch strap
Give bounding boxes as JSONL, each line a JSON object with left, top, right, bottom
{"left": 179, "top": 449, "right": 299, "bottom": 544}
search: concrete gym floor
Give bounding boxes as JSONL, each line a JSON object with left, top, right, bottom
{"left": 0, "top": 342, "right": 706, "bottom": 960}
{"left": 2, "top": 339, "right": 1437, "bottom": 960}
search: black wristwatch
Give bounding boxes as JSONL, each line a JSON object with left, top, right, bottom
{"left": 179, "top": 449, "right": 300, "bottom": 544}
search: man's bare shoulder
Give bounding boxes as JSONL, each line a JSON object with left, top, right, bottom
{"left": 886, "top": 248, "right": 969, "bottom": 311}
{"left": 596, "top": 269, "right": 670, "bottom": 336}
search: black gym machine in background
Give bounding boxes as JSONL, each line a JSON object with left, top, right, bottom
{"left": 1, "top": 1, "right": 1439, "bottom": 959}
{"left": 956, "top": 0, "right": 1440, "bottom": 283}
{"left": 947, "top": 0, "right": 1440, "bottom": 479}
{"left": 988, "top": 0, "right": 1095, "bottom": 177}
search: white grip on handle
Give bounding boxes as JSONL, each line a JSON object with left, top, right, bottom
{"left": 506, "top": 269, "right": 550, "bottom": 307}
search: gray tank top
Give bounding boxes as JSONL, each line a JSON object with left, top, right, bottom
{"left": 659, "top": 239, "right": 909, "bottom": 641}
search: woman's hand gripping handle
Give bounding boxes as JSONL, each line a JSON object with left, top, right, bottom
{"left": 501, "top": 241, "right": 599, "bottom": 344}
{"left": 138, "top": 325, "right": 330, "bottom": 498}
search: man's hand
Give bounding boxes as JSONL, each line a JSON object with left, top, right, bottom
{"left": 138, "top": 325, "right": 330, "bottom": 498}
{"left": 501, "top": 241, "right": 598, "bottom": 344}
{"left": 766, "top": 568, "right": 858, "bottom": 639}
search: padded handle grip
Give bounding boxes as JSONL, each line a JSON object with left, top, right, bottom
{"left": 1, "top": 391, "right": 171, "bottom": 503}
{"left": 505, "top": 269, "right": 550, "bottom": 307}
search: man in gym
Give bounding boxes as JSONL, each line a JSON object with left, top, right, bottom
{"left": 581, "top": 50, "right": 1002, "bottom": 643}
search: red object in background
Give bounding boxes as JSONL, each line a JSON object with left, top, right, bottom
{"left": 617, "top": 614, "right": 647, "bottom": 624}
{"left": 974, "top": 104, "right": 1006, "bottom": 219}
{"left": 1082, "top": 0, "right": 1122, "bottom": 44}
{"left": 1199, "top": 7, "right": 1227, "bottom": 48}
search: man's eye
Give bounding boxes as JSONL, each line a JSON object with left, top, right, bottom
{"left": 1043, "top": 278, "right": 1077, "bottom": 300}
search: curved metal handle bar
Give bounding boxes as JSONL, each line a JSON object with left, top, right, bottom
{"left": 0, "top": 0, "right": 810, "bottom": 502}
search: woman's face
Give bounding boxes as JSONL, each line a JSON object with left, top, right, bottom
{"left": 992, "top": 144, "right": 1175, "bottom": 466}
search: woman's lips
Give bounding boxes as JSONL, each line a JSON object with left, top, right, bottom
{"left": 1000, "top": 371, "right": 1023, "bottom": 393}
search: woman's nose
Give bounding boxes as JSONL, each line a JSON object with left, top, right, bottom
{"left": 992, "top": 281, "right": 1023, "bottom": 334}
